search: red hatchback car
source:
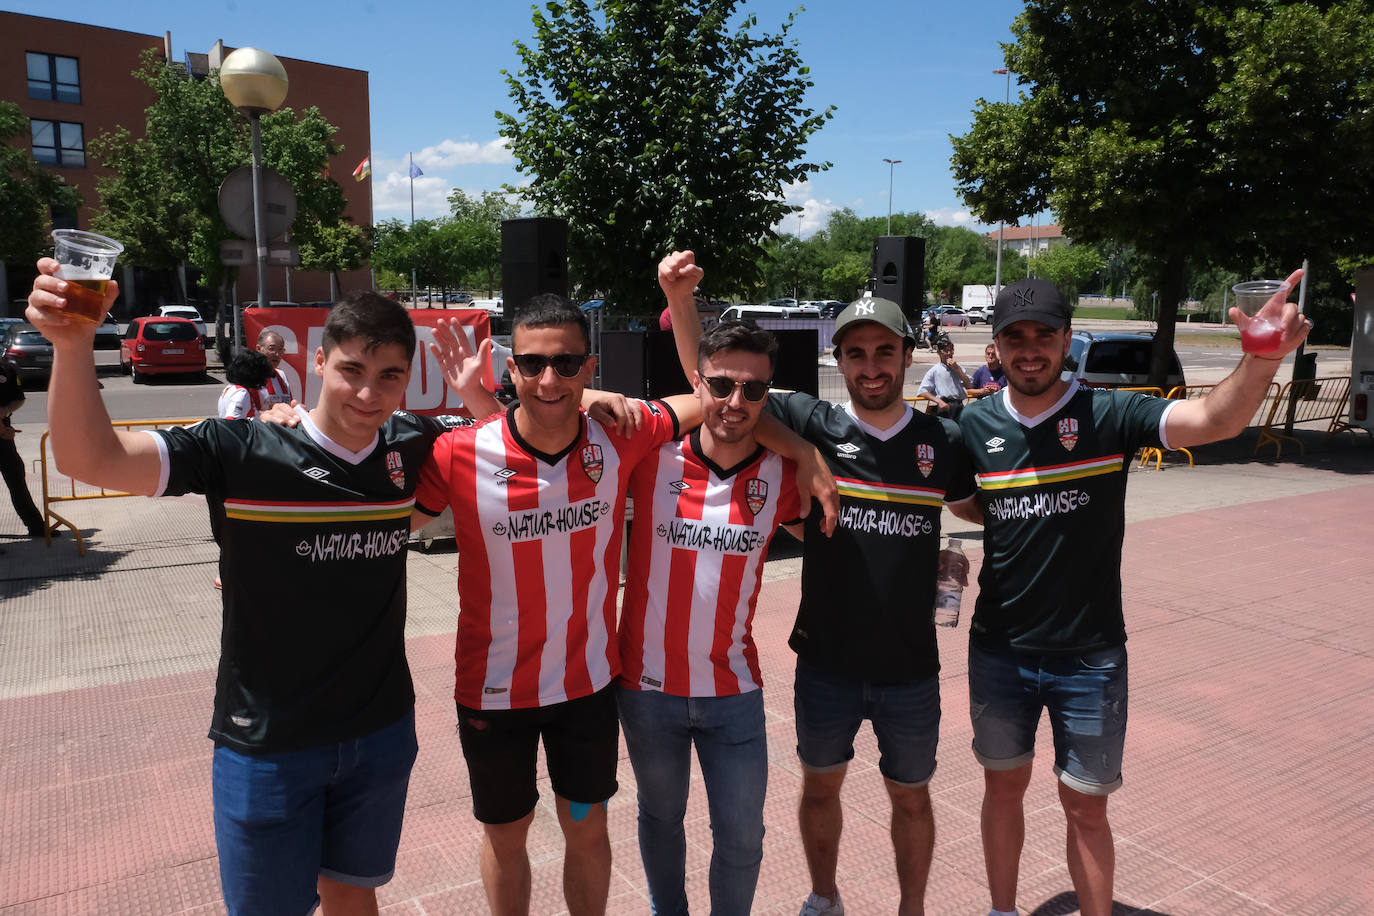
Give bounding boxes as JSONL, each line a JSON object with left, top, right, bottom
{"left": 121, "top": 316, "right": 206, "bottom": 382}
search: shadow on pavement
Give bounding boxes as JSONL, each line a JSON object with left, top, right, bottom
{"left": 0, "top": 530, "right": 131, "bottom": 599}
{"left": 1029, "top": 892, "right": 1175, "bottom": 916}
{"left": 1167, "top": 426, "right": 1372, "bottom": 474}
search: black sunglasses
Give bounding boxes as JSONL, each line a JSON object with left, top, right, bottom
{"left": 511, "top": 352, "right": 590, "bottom": 378}
{"left": 702, "top": 375, "right": 770, "bottom": 402}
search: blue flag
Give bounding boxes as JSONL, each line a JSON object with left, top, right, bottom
{"left": 409, "top": 161, "right": 424, "bottom": 179}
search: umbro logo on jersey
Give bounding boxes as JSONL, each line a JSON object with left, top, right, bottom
{"left": 835, "top": 442, "right": 860, "bottom": 460}
{"left": 669, "top": 480, "right": 691, "bottom": 492}
{"left": 985, "top": 436, "right": 1006, "bottom": 454}
{"left": 494, "top": 467, "right": 517, "bottom": 483}
{"left": 303, "top": 467, "right": 330, "bottom": 480}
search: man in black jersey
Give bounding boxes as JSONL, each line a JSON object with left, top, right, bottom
{"left": 959, "top": 274, "right": 1310, "bottom": 916}
{"left": 661, "top": 251, "right": 980, "bottom": 916}
{"left": 28, "top": 265, "right": 499, "bottom": 916}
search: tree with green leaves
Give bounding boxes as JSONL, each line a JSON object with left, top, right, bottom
{"left": 1028, "top": 244, "right": 1104, "bottom": 304}
{"left": 951, "top": 0, "right": 1374, "bottom": 384}
{"left": 89, "top": 49, "right": 364, "bottom": 301}
{"left": 498, "top": 0, "right": 833, "bottom": 313}
{"left": 448, "top": 189, "right": 522, "bottom": 295}
{"left": 1, "top": 101, "right": 82, "bottom": 301}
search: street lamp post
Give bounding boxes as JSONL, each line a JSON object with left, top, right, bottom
{"left": 992, "top": 68, "right": 1011, "bottom": 298}
{"left": 220, "top": 48, "right": 289, "bottom": 338}
{"left": 882, "top": 158, "right": 902, "bottom": 236}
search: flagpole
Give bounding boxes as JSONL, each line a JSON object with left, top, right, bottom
{"left": 409, "top": 152, "right": 418, "bottom": 308}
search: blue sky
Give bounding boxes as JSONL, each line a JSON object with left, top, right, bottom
{"left": 11, "top": 0, "right": 1031, "bottom": 237}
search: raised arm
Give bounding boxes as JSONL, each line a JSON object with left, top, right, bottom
{"left": 1165, "top": 268, "right": 1310, "bottom": 449}
{"left": 658, "top": 250, "right": 705, "bottom": 383}
{"left": 430, "top": 317, "right": 503, "bottom": 419}
{"left": 27, "top": 259, "right": 162, "bottom": 495}
{"left": 754, "top": 412, "right": 838, "bottom": 536}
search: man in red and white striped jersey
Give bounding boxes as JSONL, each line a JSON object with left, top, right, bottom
{"left": 257, "top": 329, "right": 296, "bottom": 407}
{"left": 618, "top": 318, "right": 802, "bottom": 916}
{"left": 413, "top": 295, "right": 697, "bottom": 916}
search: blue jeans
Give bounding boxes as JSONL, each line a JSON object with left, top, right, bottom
{"left": 617, "top": 687, "right": 767, "bottom": 916}
{"left": 212, "top": 712, "right": 418, "bottom": 916}
{"left": 968, "top": 644, "right": 1129, "bottom": 795}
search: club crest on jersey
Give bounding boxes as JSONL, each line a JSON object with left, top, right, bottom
{"left": 385, "top": 450, "right": 405, "bottom": 488}
{"left": 1058, "top": 418, "right": 1079, "bottom": 451}
{"left": 916, "top": 443, "right": 935, "bottom": 478}
{"left": 745, "top": 478, "right": 769, "bottom": 515}
{"left": 580, "top": 444, "right": 604, "bottom": 483}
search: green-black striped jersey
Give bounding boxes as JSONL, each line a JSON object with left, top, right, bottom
{"left": 765, "top": 392, "right": 976, "bottom": 682}
{"left": 958, "top": 382, "right": 1177, "bottom": 653}
{"left": 149, "top": 406, "right": 473, "bottom": 754}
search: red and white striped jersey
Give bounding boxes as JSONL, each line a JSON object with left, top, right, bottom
{"left": 218, "top": 384, "right": 261, "bottom": 419}
{"left": 415, "top": 401, "right": 679, "bottom": 710}
{"left": 619, "top": 430, "right": 801, "bottom": 698}
{"left": 259, "top": 369, "right": 294, "bottom": 407}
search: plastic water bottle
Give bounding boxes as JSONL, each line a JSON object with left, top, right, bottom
{"left": 933, "top": 538, "right": 969, "bottom": 627}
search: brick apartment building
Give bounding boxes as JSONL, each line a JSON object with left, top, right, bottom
{"left": 0, "top": 11, "right": 372, "bottom": 317}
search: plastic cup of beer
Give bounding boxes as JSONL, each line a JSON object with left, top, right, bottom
{"left": 1231, "top": 279, "right": 1288, "bottom": 355}
{"left": 51, "top": 229, "right": 124, "bottom": 323}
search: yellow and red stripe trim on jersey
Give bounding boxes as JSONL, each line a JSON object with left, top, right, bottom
{"left": 976, "top": 454, "right": 1123, "bottom": 491}
{"left": 224, "top": 497, "right": 415, "bottom": 523}
{"left": 836, "top": 477, "right": 945, "bottom": 508}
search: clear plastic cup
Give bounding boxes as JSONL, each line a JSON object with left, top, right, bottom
{"left": 1231, "top": 280, "right": 1288, "bottom": 355}
{"left": 51, "top": 229, "right": 124, "bottom": 323}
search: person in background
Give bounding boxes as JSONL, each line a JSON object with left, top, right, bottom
{"left": 0, "top": 356, "right": 50, "bottom": 544}
{"left": 217, "top": 350, "right": 275, "bottom": 420}
{"left": 969, "top": 343, "right": 1005, "bottom": 397}
{"left": 918, "top": 335, "right": 977, "bottom": 420}
{"left": 256, "top": 329, "right": 295, "bottom": 407}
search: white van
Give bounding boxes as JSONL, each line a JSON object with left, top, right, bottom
{"left": 720, "top": 303, "right": 820, "bottom": 322}
{"left": 469, "top": 298, "right": 503, "bottom": 316}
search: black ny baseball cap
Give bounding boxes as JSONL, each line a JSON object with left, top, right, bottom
{"left": 991, "top": 278, "right": 1073, "bottom": 336}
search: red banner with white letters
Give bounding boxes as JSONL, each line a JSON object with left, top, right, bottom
{"left": 243, "top": 307, "right": 493, "bottom": 416}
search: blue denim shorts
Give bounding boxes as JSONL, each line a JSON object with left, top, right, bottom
{"left": 968, "top": 643, "right": 1128, "bottom": 795}
{"left": 793, "top": 658, "right": 941, "bottom": 787}
{"left": 212, "top": 711, "right": 418, "bottom": 915}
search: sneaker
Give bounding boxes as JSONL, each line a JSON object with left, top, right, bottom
{"left": 799, "top": 891, "right": 844, "bottom": 916}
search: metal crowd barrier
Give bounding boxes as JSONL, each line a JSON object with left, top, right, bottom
{"left": 1254, "top": 376, "right": 1355, "bottom": 457}
{"left": 39, "top": 418, "right": 204, "bottom": 556}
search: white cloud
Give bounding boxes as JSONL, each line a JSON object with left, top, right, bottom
{"left": 775, "top": 180, "right": 839, "bottom": 239}
{"left": 414, "top": 138, "right": 513, "bottom": 169}
{"left": 925, "top": 206, "right": 979, "bottom": 228}
{"left": 372, "top": 171, "right": 453, "bottom": 220}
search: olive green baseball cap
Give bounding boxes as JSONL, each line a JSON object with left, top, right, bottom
{"left": 831, "top": 297, "right": 915, "bottom": 347}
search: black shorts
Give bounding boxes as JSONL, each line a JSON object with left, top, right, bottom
{"left": 456, "top": 685, "right": 620, "bottom": 825}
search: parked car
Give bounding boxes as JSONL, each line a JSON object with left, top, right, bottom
{"left": 965, "top": 305, "right": 992, "bottom": 324}
{"left": 1062, "top": 331, "right": 1185, "bottom": 393}
{"left": 1, "top": 323, "right": 54, "bottom": 384}
{"left": 156, "top": 305, "right": 208, "bottom": 340}
{"left": 120, "top": 316, "right": 206, "bottom": 383}
{"left": 93, "top": 315, "right": 122, "bottom": 350}
{"left": 720, "top": 304, "right": 819, "bottom": 322}
{"left": 818, "top": 300, "right": 846, "bottom": 319}
{"left": 937, "top": 307, "right": 971, "bottom": 327}
{"left": 470, "top": 298, "right": 503, "bottom": 315}
{"left": 0, "top": 316, "right": 28, "bottom": 337}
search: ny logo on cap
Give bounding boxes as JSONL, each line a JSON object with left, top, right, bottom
{"left": 856, "top": 302, "right": 875, "bottom": 315}
{"left": 1013, "top": 286, "right": 1036, "bottom": 309}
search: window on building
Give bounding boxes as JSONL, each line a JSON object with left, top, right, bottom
{"left": 26, "top": 52, "right": 81, "bottom": 103}
{"left": 31, "top": 120, "right": 85, "bottom": 168}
